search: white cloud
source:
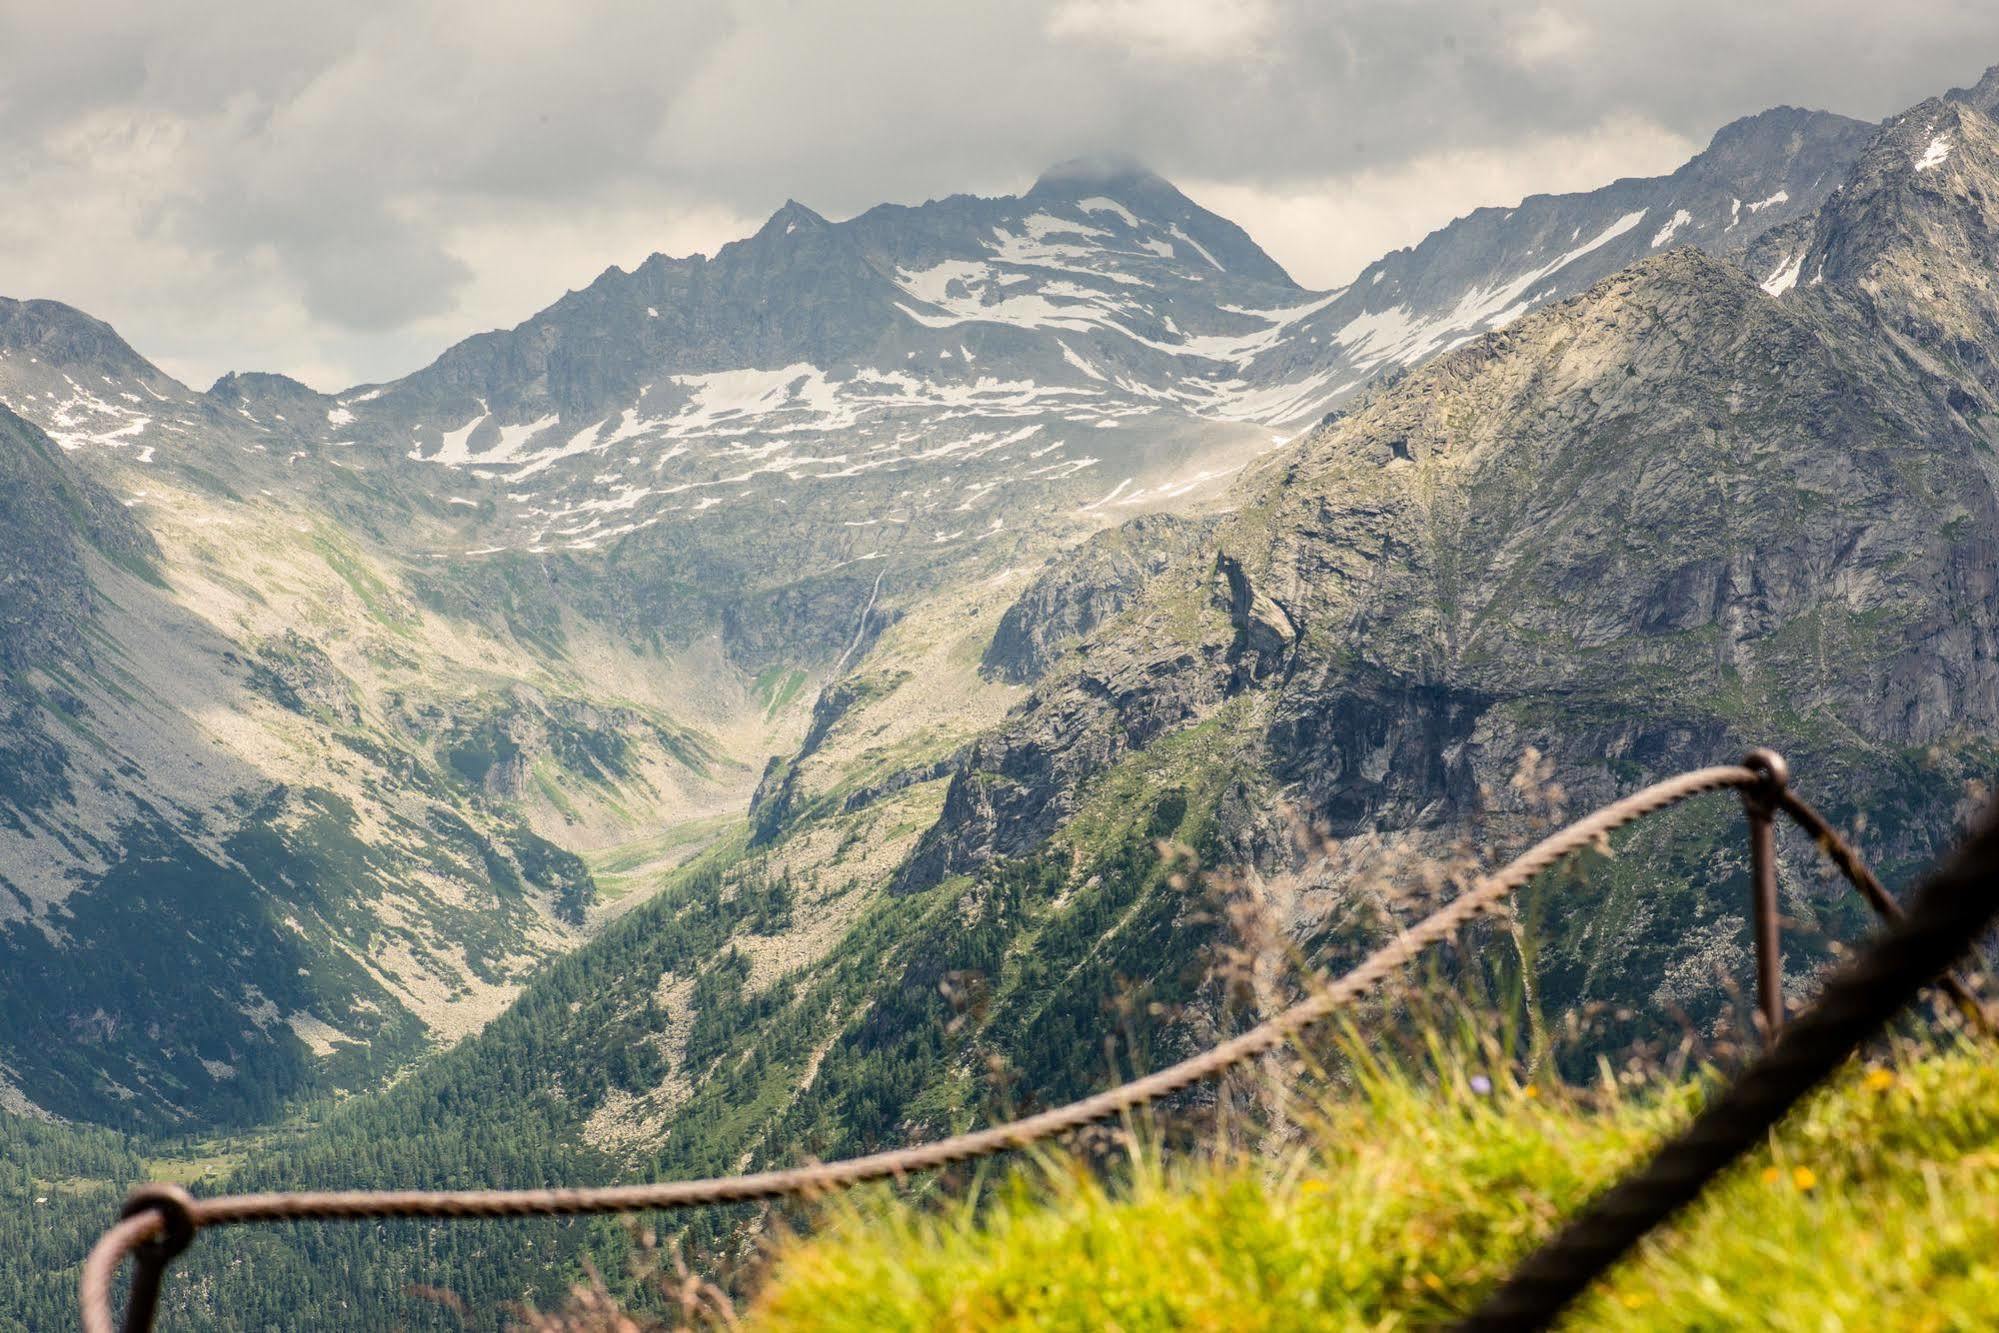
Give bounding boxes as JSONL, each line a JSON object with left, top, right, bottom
{"left": 1183, "top": 115, "right": 1700, "bottom": 289}
{"left": 1045, "top": 0, "right": 1277, "bottom": 65}
{"left": 1507, "top": 7, "right": 1592, "bottom": 68}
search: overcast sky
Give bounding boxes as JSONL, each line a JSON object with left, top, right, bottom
{"left": 5, "top": 1, "right": 1999, "bottom": 391}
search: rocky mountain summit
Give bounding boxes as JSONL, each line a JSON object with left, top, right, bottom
{"left": 1240, "top": 106, "right": 1874, "bottom": 395}
{"left": 223, "top": 158, "right": 1312, "bottom": 561}
{"left": 0, "top": 299, "right": 200, "bottom": 465}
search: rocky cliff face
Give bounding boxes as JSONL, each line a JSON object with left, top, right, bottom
{"left": 1796, "top": 97, "right": 1999, "bottom": 408}
{"left": 980, "top": 512, "right": 1216, "bottom": 684}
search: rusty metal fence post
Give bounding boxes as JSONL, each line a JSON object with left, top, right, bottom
{"left": 107, "top": 1185, "right": 195, "bottom": 1333}
{"left": 1740, "top": 748, "right": 1790, "bottom": 1037}
{"left": 1459, "top": 789, "right": 1999, "bottom": 1331}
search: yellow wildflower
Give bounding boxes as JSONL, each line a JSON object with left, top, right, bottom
{"left": 1791, "top": 1166, "right": 1818, "bottom": 1191}
{"left": 1863, "top": 1067, "right": 1897, "bottom": 1093}
{"left": 1761, "top": 1166, "right": 1782, "bottom": 1185}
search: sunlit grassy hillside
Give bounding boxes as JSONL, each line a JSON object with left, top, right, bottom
{"left": 735, "top": 1043, "right": 1997, "bottom": 1331}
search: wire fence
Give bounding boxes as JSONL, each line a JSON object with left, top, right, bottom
{"left": 79, "top": 750, "right": 1996, "bottom": 1332}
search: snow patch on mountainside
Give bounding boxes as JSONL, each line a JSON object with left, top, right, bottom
{"left": 1762, "top": 250, "right": 1806, "bottom": 296}
{"left": 1651, "top": 208, "right": 1693, "bottom": 247}
{"left": 1077, "top": 196, "right": 1139, "bottom": 227}
{"left": 1333, "top": 210, "right": 1650, "bottom": 373}
{"left": 420, "top": 410, "right": 561, "bottom": 466}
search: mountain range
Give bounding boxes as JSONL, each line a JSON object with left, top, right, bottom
{"left": 0, "top": 90, "right": 1881, "bottom": 1131}
{"left": 6, "top": 60, "right": 1999, "bottom": 1330}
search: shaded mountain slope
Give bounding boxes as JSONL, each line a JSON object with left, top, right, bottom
{"left": 0, "top": 359, "right": 748, "bottom": 1129}
{"left": 0, "top": 403, "right": 156, "bottom": 673}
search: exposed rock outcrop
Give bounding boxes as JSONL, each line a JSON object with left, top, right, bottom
{"left": 982, "top": 513, "right": 1216, "bottom": 684}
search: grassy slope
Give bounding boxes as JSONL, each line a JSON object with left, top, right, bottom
{"left": 745, "top": 1044, "right": 1999, "bottom": 1331}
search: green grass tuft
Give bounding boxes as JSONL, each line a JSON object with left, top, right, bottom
{"left": 742, "top": 1044, "right": 1999, "bottom": 1330}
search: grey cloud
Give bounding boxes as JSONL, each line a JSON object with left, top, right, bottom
{"left": 287, "top": 228, "right": 474, "bottom": 332}
{"left": 5, "top": 0, "right": 1999, "bottom": 385}
{"left": 647, "top": 0, "right": 1999, "bottom": 209}
{"left": 6, "top": 1, "right": 738, "bottom": 336}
